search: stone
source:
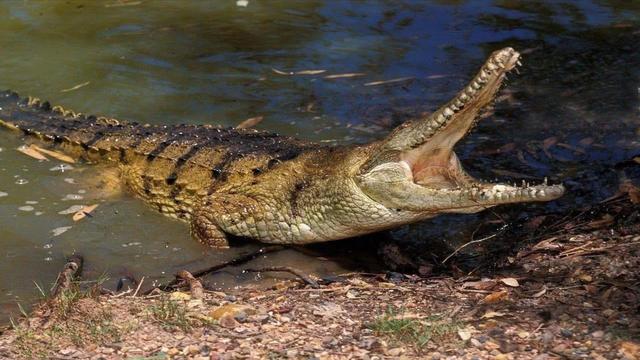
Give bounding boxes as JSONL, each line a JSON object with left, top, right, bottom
{"left": 209, "top": 304, "right": 255, "bottom": 321}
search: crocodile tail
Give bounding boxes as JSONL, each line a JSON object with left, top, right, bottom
{"left": 0, "top": 89, "right": 133, "bottom": 160}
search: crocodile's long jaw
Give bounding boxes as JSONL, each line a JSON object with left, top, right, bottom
{"left": 403, "top": 48, "right": 521, "bottom": 189}
{"left": 357, "top": 48, "right": 565, "bottom": 213}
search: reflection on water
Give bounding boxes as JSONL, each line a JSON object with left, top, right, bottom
{"left": 0, "top": 1, "right": 638, "bottom": 322}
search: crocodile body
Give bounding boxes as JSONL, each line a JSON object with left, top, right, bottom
{"left": 0, "top": 48, "right": 565, "bottom": 247}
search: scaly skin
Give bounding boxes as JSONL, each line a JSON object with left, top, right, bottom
{"left": 0, "top": 48, "right": 565, "bottom": 248}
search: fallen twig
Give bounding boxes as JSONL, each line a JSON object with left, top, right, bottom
{"left": 442, "top": 233, "right": 499, "bottom": 264}
{"left": 245, "top": 266, "right": 319, "bottom": 288}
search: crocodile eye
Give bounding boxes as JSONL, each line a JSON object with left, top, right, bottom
{"left": 212, "top": 168, "right": 223, "bottom": 179}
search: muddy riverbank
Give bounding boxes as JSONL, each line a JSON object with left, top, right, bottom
{"left": 1, "top": 191, "right": 638, "bottom": 359}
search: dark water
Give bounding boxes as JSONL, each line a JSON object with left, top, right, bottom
{"left": 0, "top": 1, "right": 638, "bottom": 321}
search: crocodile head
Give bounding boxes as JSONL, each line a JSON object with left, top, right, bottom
{"left": 356, "top": 48, "right": 565, "bottom": 215}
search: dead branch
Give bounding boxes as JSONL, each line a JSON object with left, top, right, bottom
{"left": 145, "top": 245, "right": 284, "bottom": 294}
{"left": 245, "top": 266, "right": 319, "bottom": 288}
{"left": 51, "top": 255, "right": 83, "bottom": 297}
{"left": 176, "top": 270, "right": 204, "bottom": 299}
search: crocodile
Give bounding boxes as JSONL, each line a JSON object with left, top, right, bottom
{"left": 0, "top": 47, "right": 564, "bottom": 248}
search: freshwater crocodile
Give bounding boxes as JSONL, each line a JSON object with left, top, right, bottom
{"left": 0, "top": 47, "right": 564, "bottom": 248}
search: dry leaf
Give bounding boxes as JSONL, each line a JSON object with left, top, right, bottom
{"left": 500, "top": 278, "right": 520, "bottom": 287}
{"left": 378, "top": 282, "right": 396, "bottom": 288}
{"left": 532, "top": 286, "right": 547, "bottom": 298}
{"left": 72, "top": 204, "right": 99, "bottom": 221}
{"left": 481, "top": 311, "right": 506, "bottom": 319}
{"left": 457, "top": 329, "right": 472, "bottom": 341}
{"left": 295, "top": 69, "right": 327, "bottom": 75}
{"left": 272, "top": 68, "right": 326, "bottom": 75}
{"left": 482, "top": 290, "right": 508, "bottom": 304}
{"left": 61, "top": 81, "right": 90, "bottom": 93}
{"left": 619, "top": 180, "right": 640, "bottom": 204}
{"left": 620, "top": 341, "right": 640, "bottom": 360}
{"left": 364, "top": 77, "right": 414, "bottom": 86}
{"left": 462, "top": 280, "right": 497, "bottom": 290}
{"left": 324, "top": 73, "right": 366, "bottom": 79}
{"left": 17, "top": 145, "right": 49, "bottom": 161}
{"left": 170, "top": 291, "right": 191, "bottom": 301}
{"left": 346, "top": 289, "right": 358, "bottom": 299}
{"left": 51, "top": 226, "right": 72, "bottom": 237}
{"left": 236, "top": 116, "right": 264, "bottom": 129}
{"left": 578, "top": 274, "right": 593, "bottom": 283}
{"left": 30, "top": 145, "right": 76, "bottom": 164}
{"left": 347, "top": 278, "right": 371, "bottom": 288}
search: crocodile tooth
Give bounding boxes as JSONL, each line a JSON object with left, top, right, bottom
{"left": 486, "top": 62, "right": 498, "bottom": 71}
{"left": 454, "top": 99, "right": 465, "bottom": 108}
{"left": 471, "top": 81, "right": 481, "bottom": 90}
{"left": 435, "top": 113, "right": 446, "bottom": 125}
{"left": 443, "top": 107, "right": 454, "bottom": 117}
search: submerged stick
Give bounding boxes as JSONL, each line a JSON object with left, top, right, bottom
{"left": 145, "top": 245, "right": 284, "bottom": 294}
{"left": 245, "top": 266, "right": 319, "bottom": 288}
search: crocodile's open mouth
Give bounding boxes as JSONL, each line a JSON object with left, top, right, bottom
{"left": 400, "top": 48, "right": 564, "bottom": 208}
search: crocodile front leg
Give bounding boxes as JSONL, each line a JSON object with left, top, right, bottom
{"left": 190, "top": 192, "right": 268, "bottom": 248}
{"left": 190, "top": 211, "right": 230, "bottom": 248}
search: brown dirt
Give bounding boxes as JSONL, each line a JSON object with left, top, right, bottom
{"left": 0, "top": 197, "right": 639, "bottom": 359}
